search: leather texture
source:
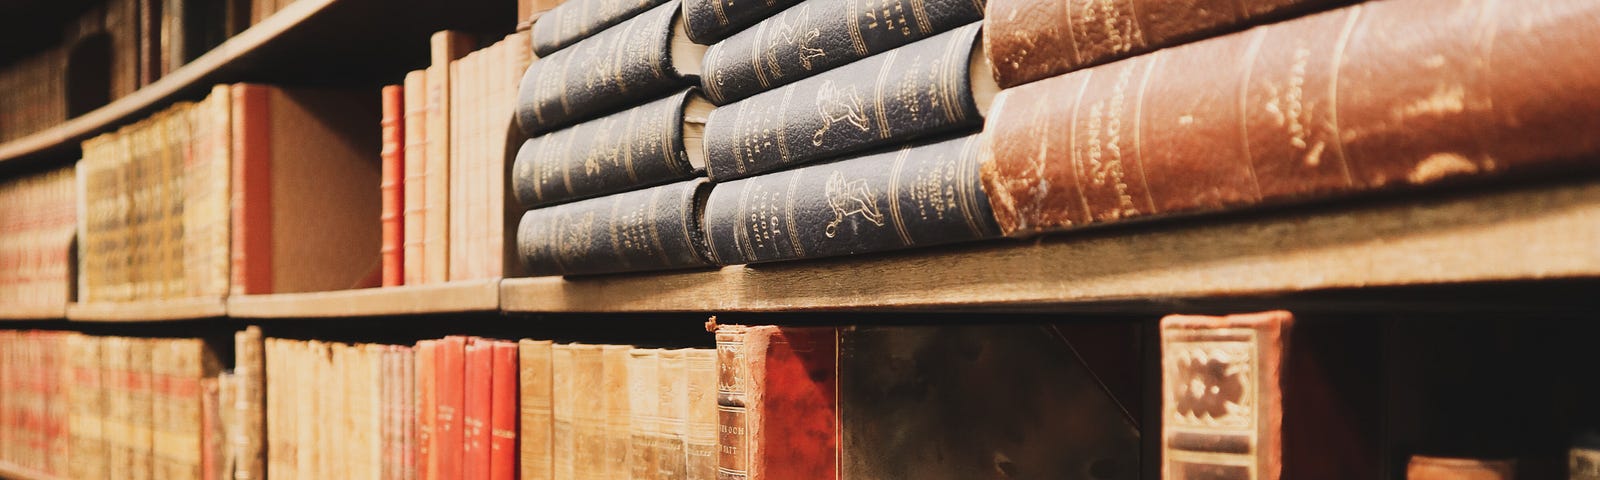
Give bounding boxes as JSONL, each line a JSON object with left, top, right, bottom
{"left": 516, "top": 179, "right": 712, "bottom": 276}
{"left": 704, "top": 23, "right": 984, "bottom": 183}
{"left": 530, "top": 0, "right": 670, "bottom": 56}
{"left": 702, "top": 134, "right": 998, "bottom": 266}
{"left": 513, "top": 89, "right": 703, "bottom": 209}
{"left": 682, "top": 0, "right": 803, "bottom": 45}
{"left": 517, "top": 2, "right": 697, "bottom": 136}
{"left": 984, "top": 0, "right": 1338, "bottom": 88}
{"left": 700, "top": 0, "right": 984, "bottom": 105}
{"left": 1161, "top": 311, "right": 1292, "bottom": 480}
{"left": 982, "top": 0, "right": 1600, "bottom": 237}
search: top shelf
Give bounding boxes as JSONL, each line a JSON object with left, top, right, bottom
{"left": 0, "top": 0, "right": 509, "bottom": 166}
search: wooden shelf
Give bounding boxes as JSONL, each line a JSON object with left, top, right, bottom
{"left": 501, "top": 178, "right": 1600, "bottom": 313}
{"left": 228, "top": 279, "right": 501, "bottom": 318}
{"left": 67, "top": 297, "right": 227, "bottom": 322}
{"left": 0, "top": 0, "right": 509, "bottom": 165}
{"left": 0, "top": 462, "right": 61, "bottom": 480}
{"left": 0, "top": 304, "right": 65, "bottom": 321}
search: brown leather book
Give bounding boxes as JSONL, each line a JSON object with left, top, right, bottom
{"left": 982, "top": 0, "right": 1600, "bottom": 238}
{"left": 1161, "top": 311, "right": 1292, "bottom": 480}
{"left": 1407, "top": 456, "right": 1515, "bottom": 480}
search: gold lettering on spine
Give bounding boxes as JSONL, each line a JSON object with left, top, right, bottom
{"left": 704, "top": 42, "right": 728, "bottom": 102}
{"left": 847, "top": 0, "right": 868, "bottom": 56}
{"left": 955, "top": 135, "right": 984, "bottom": 237}
{"left": 646, "top": 185, "right": 666, "bottom": 263}
{"left": 623, "top": 104, "right": 643, "bottom": 184}
{"left": 710, "top": 0, "right": 729, "bottom": 27}
{"left": 872, "top": 50, "right": 898, "bottom": 138}
{"left": 1237, "top": 29, "right": 1267, "bottom": 200}
{"left": 555, "top": 49, "right": 577, "bottom": 118}
{"left": 677, "top": 183, "right": 697, "bottom": 258}
{"left": 1325, "top": 6, "right": 1363, "bottom": 188}
{"left": 911, "top": 0, "right": 932, "bottom": 35}
{"left": 782, "top": 170, "right": 806, "bottom": 258}
{"left": 733, "top": 179, "right": 757, "bottom": 262}
{"left": 559, "top": 127, "right": 577, "bottom": 197}
{"left": 887, "top": 147, "right": 914, "bottom": 246}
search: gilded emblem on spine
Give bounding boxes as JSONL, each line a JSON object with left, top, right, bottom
{"left": 823, "top": 170, "right": 886, "bottom": 238}
{"left": 813, "top": 80, "right": 872, "bottom": 146}
{"left": 763, "top": 5, "right": 826, "bottom": 75}
{"left": 1167, "top": 341, "right": 1253, "bottom": 428}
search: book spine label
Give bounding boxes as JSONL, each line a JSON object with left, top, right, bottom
{"left": 985, "top": 0, "right": 1336, "bottom": 88}
{"left": 982, "top": 0, "right": 1600, "bottom": 237}
{"left": 518, "top": 340, "right": 554, "bottom": 480}
{"left": 701, "top": 0, "right": 983, "bottom": 104}
{"left": 513, "top": 89, "right": 702, "bottom": 208}
{"left": 516, "top": 178, "right": 712, "bottom": 276}
{"left": 230, "top": 84, "right": 272, "bottom": 295}
{"left": 702, "top": 134, "right": 997, "bottom": 265}
{"left": 530, "top": 0, "right": 671, "bottom": 56}
{"left": 381, "top": 85, "right": 405, "bottom": 287}
{"left": 1160, "top": 311, "right": 1292, "bottom": 480}
{"left": 703, "top": 23, "right": 983, "bottom": 181}
{"left": 682, "top": 0, "right": 802, "bottom": 44}
{"left": 463, "top": 342, "right": 492, "bottom": 480}
{"left": 516, "top": 1, "right": 697, "bottom": 136}
{"left": 489, "top": 342, "right": 518, "bottom": 480}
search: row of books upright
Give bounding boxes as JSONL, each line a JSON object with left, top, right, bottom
{"left": 0, "top": 168, "right": 75, "bottom": 311}
{"left": 503, "top": 0, "right": 1600, "bottom": 277}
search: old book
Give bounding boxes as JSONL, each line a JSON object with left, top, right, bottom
{"left": 403, "top": 70, "right": 429, "bottom": 285}
{"left": 516, "top": 1, "right": 706, "bottom": 136}
{"left": 402, "top": 346, "right": 418, "bottom": 480}
{"left": 152, "top": 338, "right": 222, "bottom": 480}
{"left": 448, "top": 52, "right": 469, "bottom": 284}
{"left": 426, "top": 31, "right": 478, "bottom": 284}
{"left": 201, "top": 377, "right": 221, "bottom": 480}
{"left": 628, "top": 349, "right": 662, "bottom": 480}
{"left": 186, "top": 85, "right": 232, "bottom": 300}
{"left": 234, "top": 326, "right": 265, "bottom": 480}
{"left": 702, "top": 23, "right": 995, "bottom": 181}
{"left": 516, "top": 178, "right": 712, "bottom": 276}
{"left": 681, "top": 0, "right": 798, "bottom": 44}
{"left": 567, "top": 345, "right": 606, "bottom": 480}
{"left": 602, "top": 345, "right": 633, "bottom": 479}
{"left": 106, "top": 0, "right": 141, "bottom": 99}
{"left": 701, "top": 134, "right": 998, "bottom": 265}
{"left": 529, "top": 0, "right": 668, "bottom": 56}
{"left": 982, "top": 0, "right": 1600, "bottom": 238}
{"left": 416, "top": 340, "right": 439, "bottom": 480}
{"left": 1161, "top": 311, "right": 1291, "bottom": 480}
{"left": 656, "top": 349, "right": 689, "bottom": 480}
{"left": 382, "top": 84, "right": 406, "bottom": 286}
{"left": 716, "top": 324, "right": 1138, "bottom": 480}
{"left": 490, "top": 32, "right": 535, "bottom": 280}
{"left": 551, "top": 344, "right": 578, "bottom": 480}
{"left": 1406, "top": 456, "right": 1515, "bottom": 480}
{"left": 463, "top": 340, "right": 493, "bottom": 480}
{"left": 68, "top": 334, "right": 108, "bottom": 480}
{"left": 519, "top": 340, "right": 554, "bottom": 480}
{"left": 214, "top": 374, "right": 236, "bottom": 480}
{"left": 436, "top": 336, "right": 468, "bottom": 480}
{"left": 490, "top": 341, "right": 519, "bottom": 480}
{"left": 512, "top": 88, "right": 713, "bottom": 208}
{"left": 229, "top": 84, "right": 382, "bottom": 294}
{"left": 684, "top": 349, "right": 716, "bottom": 480}
{"left": 701, "top": 0, "right": 984, "bottom": 105}
{"left": 129, "top": 338, "right": 156, "bottom": 480}
{"left": 986, "top": 0, "right": 1342, "bottom": 88}
{"left": 265, "top": 339, "right": 293, "bottom": 480}
{"left": 139, "top": 0, "right": 162, "bottom": 85}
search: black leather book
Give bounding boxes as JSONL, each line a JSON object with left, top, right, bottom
{"left": 513, "top": 89, "right": 715, "bottom": 208}
{"left": 682, "top": 0, "right": 801, "bottom": 45}
{"left": 701, "top": 134, "right": 998, "bottom": 266}
{"left": 530, "top": 0, "right": 670, "bottom": 57}
{"left": 516, "top": 1, "right": 707, "bottom": 136}
{"left": 517, "top": 178, "right": 713, "bottom": 276}
{"left": 702, "top": 23, "right": 995, "bottom": 182}
{"left": 701, "top": 0, "right": 985, "bottom": 105}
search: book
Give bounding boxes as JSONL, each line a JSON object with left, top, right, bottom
{"left": 0, "top": 168, "right": 75, "bottom": 311}
{"left": 681, "top": 0, "right": 799, "bottom": 45}
{"left": 530, "top": 0, "right": 669, "bottom": 56}
{"left": 129, "top": 338, "right": 155, "bottom": 480}
{"left": 515, "top": 1, "right": 707, "bottom": 136}
{"left": 234, "top": 326, "right": 266, "bottom": 480}
{"left": 515, "top": 178, "right": 712, "bottom": 276}
{"left": 715, "top": 323, "right": 1138, "bottom": 480}
{"left": 656, "top": 349, "right": 689, "bottom": 480}
{"left": 684, "top": 349, "right": 716, "bottom": 480}
{"left": 416, "top": 340, "right": 439, "bottom": 480}
{"left": 1575, "top": 433, "right": 1600, "bottom": 480}
{"left": 1161, "top": 311, "right": 1291, "bottom": 480}
{"left": 382, "top": 84, "right": 406, "bottom": 286}
{"left": 435, "top": 336, "right": 468, "bottom": 480}
{"left": 403, "top": 70, "right": 430, "bottom": 285}
{"left": 702, "top": 23, "right": 996, "bottom": 182}
{"left": 68, "top": 334, "right": 108, "bottom": 480}
{"left": 489, "top": 342, "right": 518, "bottom": 480}
{"left": 1406, "top": 456, "right": 1515, "bottom": 480}
{"left": 627, "top": 349, "right": 661, "bottom": 480}
{"left": 700, "top": 0, "right": 985, "bottom": 105}
{"left": 463, "top": 340, "right": 493, "bottom": 480}
{"left": 426, "top": 31, "right": 478, "bottom": 284}
{"left": 551, "top": 344, "right": 578, "bottom": 480}
{"left": 701, "top": 134, "right": 998, "bottom": 266}
{"left": 519, "top": 340, "right": 554, "bottom": 480}
{"left": 981, "top": 0, "right": 1600, "bottom": 238}
{"left": 512, "top": 88, "right": 714, "bottom": 208}
{"left": 985, "top": 0, "right": 1341, "bottom": 88}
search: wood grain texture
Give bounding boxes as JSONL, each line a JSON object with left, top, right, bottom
{"left": 66, "top": 297, "right": 227, "bottom": 322}
{"left": 226, "top": 279, "right": 500, "bottom": 318}
{"left": 502, "top": 178, "right": 1600, "bottom": 312}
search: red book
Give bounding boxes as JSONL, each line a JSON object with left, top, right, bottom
{"left": 380, "top": 85, "right": 405, "bottom": 286}
{"left": 716, "top": 326, "right": 838, "bottom": 480}
{"left": 230, "top": 84, "right": 273, "bottom": 295}
{"left": 462, "top": 340, "right": 492, "bottom": 480}
{"left": 488, "top": 341, "right": 518, "bottom": 480}
{"left": 415, "top": 340, "right": 437, "bottom": 480}
{"left": 435, "top": 336, "right": 467, "bottom": 480}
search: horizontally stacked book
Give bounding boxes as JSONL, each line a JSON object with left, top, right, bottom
{"left": 511, "top": 0, "right": 1600, "bottom": 277}
{"left": 77, "top": 83, "right": 379, "bottom": 305}
{"left": 0, "top": 168, "right": 75, "bottom": 312}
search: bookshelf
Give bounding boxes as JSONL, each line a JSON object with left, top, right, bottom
{"left": 0, "top": 305, "right": 66, "bottom": 322}
{"left": 65, "top": 297, "right": 227, "bottom": 322}
{"left": 227, "top": 279, "right": 501, "bottom": 318}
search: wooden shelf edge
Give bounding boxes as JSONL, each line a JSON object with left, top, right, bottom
{"left": 67, "top": 297, "right": 228, "bottom": 322}
{"left": 0, "top": 463, "right": 61, "bottom": 480}
{"left": 501, "top": 178, "right": 1600, "bottom": 313}
{"left": 0, "top": 304, "right": 66, "bottom": 321}
{"left": 227, "top": 279, "right": 502, "bottom": 318}
{"left": 0, "top": 0, "right": 340, "bottom": 163}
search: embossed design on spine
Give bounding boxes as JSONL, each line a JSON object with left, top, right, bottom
{"left": 512, "top": 89, "right": 703, "bottom": 208}
{"left": 530, "top": 0, "right": 670, "bottom": 56}
{"left": 1160, "top": 312, "right": 1291, "bottom": 480}
{"left": 822, "top": 171, "right": 886, "bottom": 238}
{"left": 517, "top": 179, "right": 711, "bottom": 276}
{"left": 715, "top": 328, "right": 750, "bottom": 480}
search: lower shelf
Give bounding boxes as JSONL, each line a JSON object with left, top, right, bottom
{"left": 0, "top": 304, "right": 65, "bottom": 321}
{"left": 67, "top": 297, "right": 227, "bottom": 322}
{"left": 227, "top": 279, "right": 501, "bottom": 318}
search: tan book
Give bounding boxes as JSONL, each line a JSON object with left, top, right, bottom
{"left": 658, "top": 350, "right": 689, "bottom": 480}
{"left": 424, "top": 31, "right": 476, "bottom": 284}
{"left": 186, "top": 85, "right": 233, "bottom": 299}
{"left": 627, "top": 349, "right": 661, "bottom": 480}
{"left": 551, "top": 344, "right": 580, "bottom": 480}
{"left": 68, "top": 333, "right": 109, "bottom": 480}
{"left": 234, "top": 326, "right": 265, "bottom": 480}
{"left": 265, "top": 338, "right": 295, "bottom": 480}
{"left": 128, "top": 338, "right": 155, "bottom": 480}
{"left": 602, "top": 345, "right": 632, "bottom": 479}
{"left": 402, "top": 70, "right": 429, "bottom": 285}
{"left": 519, "top": 340, "right": 554, "bottom": 480}
{"left": 683, "top": 349, "right": 715, "bottom": 480}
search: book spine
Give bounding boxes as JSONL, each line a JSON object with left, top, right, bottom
{"left": 381, "top": 85, "right": 406, "bottom": 287}
{"left": 530, "top": 0, "right": 669, "bottom": 56}
{"left": 681, "top": 0, "right": 801, "bottom": 44}
{"left": 426, "top": 32, "right": 477, "bottom": 285}
{"left": 683, "top": 349, "right": 716, "bottom": 480}
{"left": 702, "top": 134, "right": 997, "bottom": 265}
{"left": 714, "top": 325, "right": 839, "bottom": 480}
{"left": 985, "top": 0, "right": 1341, "bottom": 88}
{"left": 230, "top": 84, "right": 272, "bottom": 295}
{"left": 701, "top": 0, "right": 984, "bottom": 105}
{"left": 462, "top": 341, "right": 492, "bottom": 480}
{"left": 489, "top": 342, "right": 518, "bottom": 480}
{"left": 403, "top": 71, "right": 429, "bottom": 285}
{"left": 518, "top": 340, "right": 554, "bottom": 480}
{"left": 516, "top": 178, "right": 711, "bottom": 276}
{"left": 569, "top": 345, "right": 605, "bottom": 480}
{"left": 401, "top": 346, "right": 417, "bottom": 480}
{"left": 1160, "top": 311, "right": 1293, "bottom": 480}
{"left": 981, "top": 0, "right": 1600, "bottom": 238}
{"left": 516, "top": 1, "right": 700, "bottom": 136}
{"left": 415, "top": 340, "right": 438, "bottom": 480}
{"left": 435, "top": 336, "right": 467, "bottom": 480}
{"left": 234, "top": 326, "right": 265, "bottom": 480}
{"left": 601, "top": 346, "right": 633, "bottom": 479}
{"left": 703, "top": 23, "right": 985, "bottom": 181}
{"left": 512, "top": 88, "right": 704, "bottom": 208}
{"left": 656, "top": 350, "right": 688, "bottom": 480}
{"left": 200, "top": 377, "right": 220, "bottom": 480}
{"left": 129, "top": 338, "right": 155, "bottom": 480}
{"left": 550, "top": 345, "right": 576, "bottom": 480}
{"left": 627, "top": 349, "right": 660, "bottom": 480}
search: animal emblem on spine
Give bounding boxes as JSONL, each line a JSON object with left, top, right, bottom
{"left": 762, "top": 5, "right": 826, "bottom": 76}
{"left": 813, "top": 80, "right": 872, "bottom": 146}
{"left": 823, "top": 170, "right": 886, "bottom": 238}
